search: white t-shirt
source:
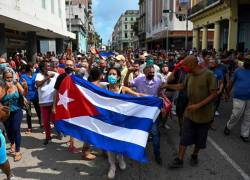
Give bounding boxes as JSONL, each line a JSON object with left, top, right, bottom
{"left": 35, "top": 71, "right": 59, "bottom": 105}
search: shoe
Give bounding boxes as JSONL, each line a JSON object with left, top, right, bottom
{"left": 215, "top": 111, "right": 220, "bottom": 116}
{"left": 118, "top": 156, "right": 126, "bottom": 170}
{"left": 14, "top": 152, "right": 22, "bottom": 162}
{"left": 56, "top": 133, "right": 63, "bottom": 140}
{"left": 107, "top": 165, "right": 116, "bottom": 179}
{"left": 224, "top": 126, "right": 230, "bottom": 135}
{"left": 210, "top": 123, "right": 217, "bottom": 131}
{"left": 43, "top": 138, "right": 51, "bottom": 145}
{"left": 171, "top": 111, "right": 176, "bottom": 116}
{"left": 25, "top": 129, "right": 32, "bottom": 135}
{"left": 155, "top": 156, "right": 162, "bottom": 166}
{"left": 190, "top": 155, "right": 198, "bottom": 166}
{"left": 164, "top": 123, "right": 171, "bottom": 130}
{"left": 168, "top": 158, "right": 183, "bottom": 169}
{"left": 240, "top": 136, "right": 249, "bottom": 143}
{"left": 7, "top": 174, "right": 17, "bottom": 180}
{"left": 82, "top": 153, "right": 96, "bottom": 161}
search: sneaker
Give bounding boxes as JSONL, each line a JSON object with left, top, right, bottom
{"left": 190, "top": 155, "right": 198, "bottom": 166}
{"left": 118, "top": 156, "right": 126, "bottom": 170}
{"left": 168, "top": 158, "right": 183, "bottom": 169}
{"left": 164, "top": 123, "right": 171, "bottom": 130}
{"left": 107, "top": 165, "right": 116, "bottom": 179}
{"left": 240, "top": 136, "right": 249, "bottom": 143}
{"left": 215, "top": 111, "right": 220, "bottom": 116}
{"left": 171, "top": 111, "right": 176, "bottom": 116}
{"left": 7, "top": 174, "right": 17, "bottom": 180}
{"left": 224, "top": 126, "right": 230, "bottom": 135}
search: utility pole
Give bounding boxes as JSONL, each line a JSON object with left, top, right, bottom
{"left": 162, "top": 9, "right": 173, "bottom": 55}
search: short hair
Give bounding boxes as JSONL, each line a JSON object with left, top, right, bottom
{"left": 3, "top": 68, "right": 14, "bottom": 79}
{"left": 88, "top": 67, "right": 102, "bottom": 82}
{"left": 133, "top": 60, "right": 140, "bottom": 65}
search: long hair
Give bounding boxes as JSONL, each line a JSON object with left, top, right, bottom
{"left": 106, "top": 67, "right": 121, "bottom": 84}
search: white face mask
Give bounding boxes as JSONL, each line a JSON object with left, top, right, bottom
{"left": 238, "top": 60, "right": 244, "bottom": 67}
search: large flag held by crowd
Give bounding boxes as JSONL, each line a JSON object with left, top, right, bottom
{"left": 55, "top": 75, "right": 163, "bottom": 162}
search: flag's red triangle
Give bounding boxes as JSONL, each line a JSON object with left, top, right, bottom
{"left": 55, "top": 76, "right": 99, "bottom": 121}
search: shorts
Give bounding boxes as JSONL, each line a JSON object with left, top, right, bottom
{"left": 0, "top": 130, "right": 7, "bottom": 165}
{"left": 180, "top": 118, "right": 210, "bottom": 149}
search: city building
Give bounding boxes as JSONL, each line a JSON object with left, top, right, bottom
{"left": 189, "top": 0, "right": 250, "bottom": 51}
{"left": 145, "top": 0, "right": 193, "bottom": 51}
{"left": 138, "top": 0, "right": 147, "bottom": 49}
{"left": 65, "top": 0, "right": 89, "bottom": 54}
{"left": 87, "top": 0, "right": 95, "bottom": 48}
{"left": 112, "top": 10, "right": 139, "bottom": 52}
{"left": 0, "top": 0, "right": 75, "bottom": 62}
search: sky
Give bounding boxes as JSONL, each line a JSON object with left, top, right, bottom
{"left": 92, "top": 0, "right": 139, "bottom": 45}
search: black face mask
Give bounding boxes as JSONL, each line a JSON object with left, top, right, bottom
{"left": 147, "top": 74, "right": 154, "bottom": 80}
{"left": 65, "top": 67, "right": 74, "bottom": 74}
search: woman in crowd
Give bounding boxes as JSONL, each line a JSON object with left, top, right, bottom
{"left": 2, "top": 69, "right": 27, "bottom": 161}
{"left": 0, "top": 79, "right": 17, "bottom": 180}
{"left": 105, "top": 67, "right": 145, "bottom": 179}
{"left": 20, "top": 63, "right": 42, "bottom": 134}
{"left": 35, "top": 61, "right": 59, "bottom": 145}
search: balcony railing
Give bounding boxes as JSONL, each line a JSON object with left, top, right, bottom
{"left": 188, "top": 0, "right": 222, "bottom": 17}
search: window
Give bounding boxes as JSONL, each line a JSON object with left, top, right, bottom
{"left": 125, "top": 33, "right": 128, "bottom": 38}
{"left": 75, "top": 15, "right": 78, "bottom": 19}
{"left": 125, "top": 24, "right": 127, "bottom": 29}
{"left": 131, "top": 17, "right": 133, "bottom": 21}
{"left": 131, "top": 33, "right": 133, "bottom": 37}
{"left": 131, "top": 24, "right": 134, "bottom": 30}
{"left": 79, "top": 4, "right": 82, "bottom": 8}
{"left": 125, "top": 17, "right": 127, "bottom": 21}
{"left": 51, "top": 0, "right": 54, "bottom": 14}
{"left": 42, "top": 0, "right": 46, "bottom": 9}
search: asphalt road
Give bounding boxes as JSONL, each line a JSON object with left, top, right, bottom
{"left": 1, "top": 99, "right": 250, "bottom": 180}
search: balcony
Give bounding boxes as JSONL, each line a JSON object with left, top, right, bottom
{"left": 188, "top": 0, "right": 222, "bottom": 17}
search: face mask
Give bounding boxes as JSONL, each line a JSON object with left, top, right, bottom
{"left": 0, "top": 63, "right": 8, "bottom": 71}
{"left": 147, "top": 74, "right": 154, "bottom": 80}
{"left": 238, "top": 61, "right": 244, "bottom": 68}
{"left": 5, "top": 79, "right": 12, "bottom": 83}
{"left": 108, "top": 75, "right": 117, "bottom": 84}
{"left": 65, "top": 67, "right": 74, "bottom": 74}
{"left": 183, "top": 65, "right": 191, "bottom": 73}
{"left": 114, "top": 63, "right": 121, "bottom": 69}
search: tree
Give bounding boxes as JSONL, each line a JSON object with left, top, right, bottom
{"left": 94, "top": 32, "right": 102, "bottom": 48}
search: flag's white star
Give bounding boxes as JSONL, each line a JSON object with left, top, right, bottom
{"left": 57, "top": 90, "right": 74, "bottom": 110}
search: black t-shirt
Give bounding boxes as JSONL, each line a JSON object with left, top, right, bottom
{"left": 54, "top": 73, "right": 68, "bottom": 91}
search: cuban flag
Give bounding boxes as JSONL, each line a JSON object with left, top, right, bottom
{"left": 55, "top": 75, "right": 162, "bottom": 162}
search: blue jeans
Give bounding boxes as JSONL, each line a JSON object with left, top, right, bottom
{"left": 151, "top": 119, "right": 160, "bottom": 159}
{"left": 4, "top": 109, "right": 23, "bottom": 152}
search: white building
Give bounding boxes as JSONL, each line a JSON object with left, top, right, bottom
{"left": 0, "top": 0, "right": 75, "bottom": 61}
{"left": 65, "top": 0, "right": 89, "bottom": 54}
{"left": 112, "top": 10, "right": 139, "bottom": 52}
{"left": 145, "top": 0, "right": 193, "bottom": 50}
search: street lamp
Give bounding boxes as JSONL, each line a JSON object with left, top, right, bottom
{"left": 162, "top": 9, "right": 174, "bottom": 55}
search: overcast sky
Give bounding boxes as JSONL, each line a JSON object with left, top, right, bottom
{"left": 93, "top": 0, "right": 139, "bottom": 45}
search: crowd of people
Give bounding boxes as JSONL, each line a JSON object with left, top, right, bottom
{"left": 0, "top": 47, "right": 249, "bottom": 179}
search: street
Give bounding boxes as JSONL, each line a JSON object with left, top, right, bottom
{"left": 1, "top": 99, "right": 249, "bottom": 180}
